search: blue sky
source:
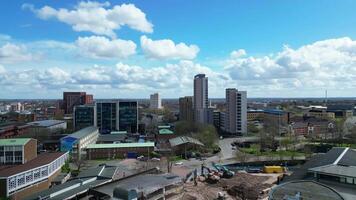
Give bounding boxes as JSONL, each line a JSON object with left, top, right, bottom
{"left": 1, "top": 0, "right": 356, "bottom": 98}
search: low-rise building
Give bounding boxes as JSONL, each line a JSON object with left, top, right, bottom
{"left": 0, "top": 122, "right": 30, "bottom": 139}
{"left": 269, "top": 180, "right": 344, "bottom": 200}
{"left": 28, "top": 119, "right": 67, "bottom": 134}
{"left": 27, "top": 164, "right": 118, "bottom": 200}
{"left": 85, "top": 142, "right": 155, "bottom": 159}
{"left": 308, "top": 109, "right": 335, "bottom": 119}
{"left": 169, "top": 136, "right": 204, "bottom": 156}
{"left": 60, "top": 126, "right": 99, "bottom": 159}
{"left": 0, "top": 152, "right": 68, "bottom": 199}
{"left": 0, "top": 138, "right": 37, "bottom": 165}
{"left": 111, "top": 174, "right": 183, "bottom": 200}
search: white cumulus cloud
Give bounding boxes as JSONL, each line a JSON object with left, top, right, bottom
{"left": 23, "top": 1, "right": 153, "bottom": 38}
{"left": 0, "top": 43, "right": 35, "bottom": 64}
{"left": 225, "top": 37, "right": 356, "bottom": 96}
{"left": 76, "top": 36, "right": 136, "bottom": 59}
{"left": 230, "top": 49, "right": 246, "bottom": 58}
{"left": 140, "top": 35, "right": 200, "bottom": 60}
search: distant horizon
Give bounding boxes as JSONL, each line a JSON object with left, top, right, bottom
{"left": 1, "top": 96, "right": 355, "bottom": 101}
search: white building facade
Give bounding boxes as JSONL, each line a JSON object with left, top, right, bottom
{"left": 150, "top": 93, "right": 162, "bottom": 109}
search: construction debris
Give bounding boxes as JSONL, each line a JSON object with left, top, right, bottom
{"left": 182, "top": 172, "right": 272, "bottom": 200}
{"left": 218, "top": 173, "right": 271, "bottom": 200}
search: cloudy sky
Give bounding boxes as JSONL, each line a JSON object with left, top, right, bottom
{"left": 1, "top": 0, "right": 356, "bottom": 99}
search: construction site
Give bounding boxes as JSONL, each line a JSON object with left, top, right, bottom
{"left": 179, "top": 163, "right": 285, "bottom": 200}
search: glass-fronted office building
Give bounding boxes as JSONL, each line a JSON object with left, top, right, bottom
{"left": 119, "top": 101, "right": 138, "bottom": 133}
{"left": 96, "top": 101, "right": 119, "bottom": 134}
{"left": 73, "top": 105, "right": 97, "bottom": 131}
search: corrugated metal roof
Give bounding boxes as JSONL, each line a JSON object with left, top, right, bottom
{"left": 64, "top": 126, "right": 98, "bottom": 140}
{"left": 169, "top": 136, "right": 204, "bottom": 147}
{"left": 86, "top": 142, "right": 155, "bottom": 149}
{"left": 0, "top": 138, "right": 31, "bottom": 146}
{"left": 159, "top": 129, "right": 174, "bottom": 135}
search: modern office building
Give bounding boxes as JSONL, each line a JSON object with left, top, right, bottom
{"left": 60, "top": 126, "right": 99, "bottom": 159}
{"left": 73, "top": 104, "right": 97, "bottom": 130}
{"left": 96, "top": 101, "right": 119, "bottom": 134}
{"left": 62, "top": 92, "right": 93, "bottom": 114}
{"left": 119, "top": 101, "right": 138, "bottom": 133}
{"left": 193, "top": 74, "right": 209, "bottom": 124}
{"left": 223, "top": 88, "right": 247, "bottom": 135}
{"left": 150, "top": 93, "right": 162, "bottom": 109}
{"left": 179, "top": 96, "right": 194, "bottom": 122}
{"left": 94, "top": 101, "right": 138, "bottom": 134}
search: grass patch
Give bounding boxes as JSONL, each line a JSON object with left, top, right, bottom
{"left": 239, "top": 144, "right": 305, "bottom": 157}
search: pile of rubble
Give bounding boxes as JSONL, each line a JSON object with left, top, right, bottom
{"left": 218, "top": 173, "right": 271, "bottom": 200}
{"left": 182, "top": 172, "right": 272, "bottom": 200}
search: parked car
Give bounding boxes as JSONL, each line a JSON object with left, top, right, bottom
{"left": 174, "top": 161, "right": 183, "bottom": 166}
{"left": 151, "top": 157, "right": 161, "bottom": 162}
{"left": 137, "top": 155, "right": 148, "bottom": 161}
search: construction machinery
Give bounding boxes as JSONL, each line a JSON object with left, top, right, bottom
{"left": 200, "top": 164, "right": 221, "bottom": 184}
{"left": 212, "top": 162, "right": 235, "bottom": 178}
{"left": 263, "top": 166, "right": 286, "bottom": 173}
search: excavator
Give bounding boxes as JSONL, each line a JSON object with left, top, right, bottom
{"left": 212, "top": 162, "right": 235, "bottom": 178}
{"left": 201, "top": 164, "right": 221, "bottom": 184}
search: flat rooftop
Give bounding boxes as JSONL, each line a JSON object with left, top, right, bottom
{"left": 269, "top": 180, "right": 344, "bottom": 200}
{"left": 0, "top": 138, "right": 31, "bottom": 146}
{"left": 86, "top": 142, "right": 155, "bottom": 149}
{"left": 64, "top": 126, "right": 98, "bottom": 140}
{"left": 27, "top": 120, "right": 66, "bottom": 127}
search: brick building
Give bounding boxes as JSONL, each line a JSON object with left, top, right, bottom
{"left": 0, "top": 122, "right": 31, "bottom": 139}
{"left": 0, "top": 138, "right": 68, "bottom": 199}
{"left": 85, "top": 142, "right": 155, "bottom": 159}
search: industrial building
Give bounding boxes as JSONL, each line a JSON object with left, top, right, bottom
{"left": 85, "top": 142, "right": 155, "bottom": 159}
{"left": 27, "top": 119, "right": 67, "bottom": 133}
{"left": 60, "top": 126, "right": 99, "bottom": 159}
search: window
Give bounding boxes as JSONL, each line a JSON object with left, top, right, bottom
{"left": 26, "top": 172, "right": 33, "bottom": 183}
{"left": 41, "top": 167, "right": 48, "bottom": 177}
{"left": 17, "top": 175, "right": 25, "bottom": 186}
{"left": 34, "top": 169, "right": 40, "bottom": 180}
{"left": 8, "top": 178, "right": 16, "bottom": 190}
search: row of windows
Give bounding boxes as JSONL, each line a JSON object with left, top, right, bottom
{"left": 7, "top": 153, "right": 68, "bottom": 193}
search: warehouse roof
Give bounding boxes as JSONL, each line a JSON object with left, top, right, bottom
{"left": 97, "top": 134, "right": 127, "bottom": 143}
{"left": 309, "top": 165, "right": 356, "bottom": 178}
{"left": 27, "top": 120, "right": 66, "bottom": 127}
{"left": 113, "top": 173, "right": 182, "bottom": 199}
{"left": 86, "top": 142, "right": 155, "bottom": 149}
{"left": 0, "top": 138, "right": 31, "bottom": 146}
{"left": 169, "top": 136, "right": 204, "bottom": 147}
{"left": 27, "top": 165, "right": 118, "bottom": 200}
{"left": 64, "top": 126, "right": 98, "bottom": 140}
{"left": 269, "top": 180, "right": 344, "bottom": 200}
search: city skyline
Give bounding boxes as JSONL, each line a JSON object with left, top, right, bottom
{"left": 1, "top": 1, "right": 356, "bottom": 98}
